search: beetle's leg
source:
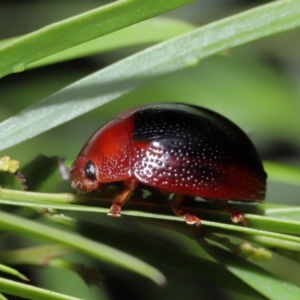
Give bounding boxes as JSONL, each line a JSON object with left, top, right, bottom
{"left": 107, "top": 179, "right": 138, "bottom": 217}
{"left": 171, "top": 193, "right": 201, "bottom": 226}
{"left": 221, "top": 200, "right": 247, "bottom": 226}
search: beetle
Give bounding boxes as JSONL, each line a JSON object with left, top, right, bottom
{"left": 70, "top": 103, "right": 267, "bottom": 226}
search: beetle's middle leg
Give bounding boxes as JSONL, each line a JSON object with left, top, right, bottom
{"left": 171, "top": 193, "right": 201, "bottom": 226}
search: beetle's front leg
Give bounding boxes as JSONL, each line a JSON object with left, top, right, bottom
{"left": 107, "top": 179, "right": 138, "bottom": 217}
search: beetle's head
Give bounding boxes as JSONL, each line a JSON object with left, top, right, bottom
{"left": 70, "top": 155, "right": 101, "bottom": 193}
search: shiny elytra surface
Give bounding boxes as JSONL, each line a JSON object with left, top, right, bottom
{"left": 71, "top": 103, "right": 267, "bottom": 201}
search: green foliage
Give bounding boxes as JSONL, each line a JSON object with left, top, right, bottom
{"left": 0, "top": 0, "right": 300, "bottom": 299}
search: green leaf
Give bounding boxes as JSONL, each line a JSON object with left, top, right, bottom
{"left": 0, "top": 210, "right": 166, "bottom": 286}
{"left": 29, "top": 18, "right": 195, "bottom": 68}
{"left": 52, "top": 215, "right": 263, "bottom": 298}
{"left": 2, "top": 187, "right": 300, "bottom": 251}
{"left": 0, "top": 264, "right": 28, "bottom": 281}
{"left": 0, "top": 245, "right": 70, "bottom": 266}
{"left": 0, "top": 292, "right": 8, "bottom": 300}
{"left": 0, "top": 0, "right": 196, "bottom": 78}
{"left": 0, "top": 0, "right": 300, "bottom": 151}
{"left": 0, "top": 277, "right": 82, "bottom": 300}
{"left": 199, "top": 240, "right": 300, "bottom": 300}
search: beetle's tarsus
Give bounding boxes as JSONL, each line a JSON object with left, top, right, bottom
{"left": 107, "top": 204, "right": 121, "bottom": 217}
{"left": 221, "top": 201, "right": 247, "bottom": 226}
{"left": 171, "top": 194, "right": 201, "bottom": 226}
{"left": 183, "top": 214, "right": 201, "bottom": 226}
{"left": 231, "top": 212, "right": 247, "bottom": 226}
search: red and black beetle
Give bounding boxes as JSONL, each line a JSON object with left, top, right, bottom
{"left": 70, "top": 103, "right": 267, "bottom": 226}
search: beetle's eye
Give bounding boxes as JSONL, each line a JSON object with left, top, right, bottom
{"left": 85, "top": 161, "right": 97, "bottom": 181}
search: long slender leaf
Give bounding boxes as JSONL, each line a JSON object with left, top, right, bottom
{"left": 0, "top": 0, "right": 196, "bottom": 78}
{"left": 0, "top": 264, "right": 28, "bottom": 281}
{"left": 0, "top": 277, "right": 81, "bottom": 300}
{"left": 0, "top": 0, "right": 299, "bottom": 151}
{"left": 0, "top": 293, "right": 7, "bottom": 300}
{"left": 0, "top": 211, "right": 165, "bottom": 286}
{"left": 199, "top": 240, "right": 300, "bottom": 300}
{"left": 29, "top": 18, "right": 195, "bottom": 69}
{"left": 1, "top": 188, "right": 300, "bottom": 249}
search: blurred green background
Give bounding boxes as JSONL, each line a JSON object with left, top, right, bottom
{"left": 0, "top": 1, "right": 300, "bottom": 299}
